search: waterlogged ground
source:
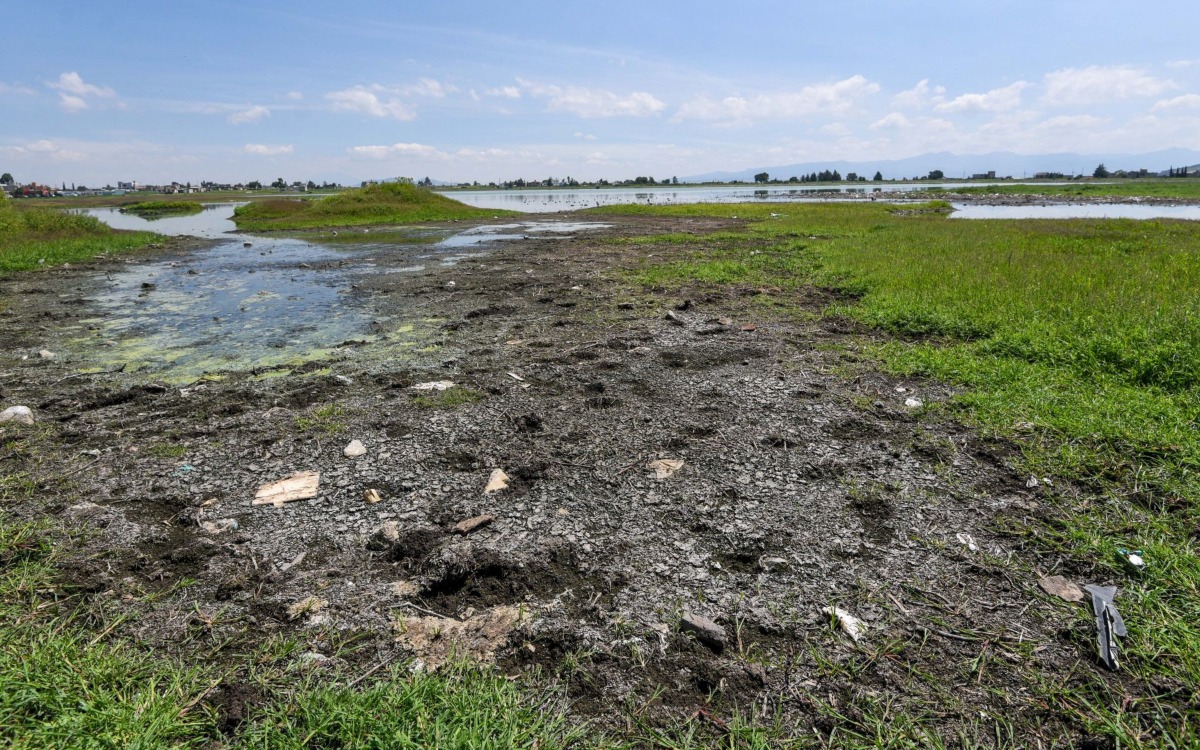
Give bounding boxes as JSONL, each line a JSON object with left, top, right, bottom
{"left": 0, "top": 212, "right": 1169, "bottom": 746}
{"left": 52, "top": 220, "right": 609, "bottom": 383}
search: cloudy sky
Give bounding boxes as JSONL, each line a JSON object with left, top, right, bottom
{"left": 4, "top": 1, "right": 1200, "bottom": 185}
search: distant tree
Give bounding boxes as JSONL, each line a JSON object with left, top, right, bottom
{"left": 926, "top": 170, "right": 944, "bottom": 180}
{"left": 873, "top": 171, "right": 883, "bottom": 181}
{"left": 271, "top": 177, "right": 286, "bottom": 189}
{"left": 1093, "top": 163, "right": 1109, "bottom": 178}
{"left": 846, "top": 172, "right": 858, "bottom": 182}
{"left": 1, "top": 172, "right": 14, "bottom": 185}
{"left": 671, "top": 176, "right": 678, "bottom": 185}
{"left": 306, "top": 180, "right": 317, "bottom": 190}
{"left": 754, "top": 172, "right": 769, "bottom": 183}
{"left": 247, "top": 180, "right": 263, "bottom": 190}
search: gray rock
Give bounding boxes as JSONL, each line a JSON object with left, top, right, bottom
{"left": 367, "top": 521, "right": 401, "bottom": 551}
{"left": 680, "top": 611, "right": 725, "bottom": 653}
{"left": 0, "top": 406, "right": 33, "bottom": 425}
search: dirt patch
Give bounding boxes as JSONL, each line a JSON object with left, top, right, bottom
{"left": 0, "top": 212, "right": 1122, "bottom": 742}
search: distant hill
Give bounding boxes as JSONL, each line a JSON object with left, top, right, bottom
{"left": 684, "top": 149, "right": 1200, "bottom": 183}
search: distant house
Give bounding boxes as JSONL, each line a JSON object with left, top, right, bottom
{"left": 971, "top": 171, "right": 996, "bottom": 179}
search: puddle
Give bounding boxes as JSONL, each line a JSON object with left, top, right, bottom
{"left": 950, "top": 203, "right": 1200, "bottom": 220}
{"left": 67, "top": 214, "right": 608, "bottom": 382}
{"left": 76, "top": 203, "right": 246, "bottom": 238}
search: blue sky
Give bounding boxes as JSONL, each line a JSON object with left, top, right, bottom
{"left": 3, "top": 1, "right": 1200, "bottom": 185}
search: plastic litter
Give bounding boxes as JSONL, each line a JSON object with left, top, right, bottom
{"left": 254, "top": 471, "right": 320, "bottom": 507}
{"left": 822, "top": 606, "right": 865, "bottom": 642}
{"left": 344, "top": 439, "right": 367, "bottom": 458}
{"left": 411, "top": 380, "right": 456, "bottom": 391}
{"left": 955, "top": 532, "right": 979, "bottom": 552}
{"left": 484, "top": 469, "right": 510, "bottom": 494}
{"left": 647, "top": 458, "right": 685, "bottom": 480}
{"left": 1116, "top": 547, "right": 1146, "bottom": 574}
{"left": 1083, "top": 584, "right": 1126, "bottom": 671}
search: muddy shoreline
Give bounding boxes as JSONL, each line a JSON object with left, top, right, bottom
{"left": 0, "top": 213, "right": 1129, "bottom": 742}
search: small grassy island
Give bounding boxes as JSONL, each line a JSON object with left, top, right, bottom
{"left": 232, "top": 181, "right": 511, "bottom": 230}
{"left": 118, "top": 200, "right": 205, "bottom": 218}
{"left": 0, "top": 196, "right": 158, "bottom": 273}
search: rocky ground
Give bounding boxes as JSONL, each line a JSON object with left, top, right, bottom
{"left": 0, "top": 214, "right": 1121, "bottom": 743}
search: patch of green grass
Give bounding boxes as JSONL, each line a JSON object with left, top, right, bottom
{"left": 0, "top": 196, "right": 159, "bottom": 274}
{"left": 146, "top": 443, "right": 188, "bottom": 459}
{"left": 233, "top": 182, "right": 513, "bottom": 230}
{"left": 119, "top": 200, "right": 205, "bottom": 218}
{"left": 293, "top": 403, "right": 346, "bottom": 433}
{"left": 954, "top": 178, "right": 1200, "bottom": 200}
{"left": 412, "top": 387, "right": 485, "bottom": 409}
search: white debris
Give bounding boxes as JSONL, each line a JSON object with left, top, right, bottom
{"left": 647, "top": 458, "right": 685, "bottom": 480}
{"left": 822, "top": 606, "right": 865, "bottom": 642}
{"left": 0, "top": 406, "right": 34, "bottom": 425}
{"left": 904, "top": 397, "right": 924, "bottom": 409}
{"left": 344, "top": 439, "right": 367, "bottom": 458}
{"left": 38, "top": 350, "right": 56, "bottom": 360}
{"left": 200, "top": 518, "right": 239, "bottom": 534}
{"left": 363, "top": 488, "right": 382, "bottom": 504}
{"left": 484, "top": 469, "right": 510, "bottom": 494}
{"left": 956, "top": 532, "right": 979, "bottom": 552}
{"left": 411, "top": 380, "right": 456, "bottom": 391}
{"left": 253, "top": 471, "right": 320, "bottom": 507}
{"left": 1026, "top": 476, "right": 1040, "bottom": 488}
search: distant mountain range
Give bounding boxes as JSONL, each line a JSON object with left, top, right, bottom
{"left": 684, "top": 149, "right": 1200, "bottom": 183}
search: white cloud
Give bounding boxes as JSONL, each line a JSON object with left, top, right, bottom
{"left": 51, "top": 72, "right": 115, "bottom": 98}
{"left": 0, "top": 139, "right": 85, "bottom": 161}
{"left": 819, "top": 123, "right": 851, "bottom": 136}
{"left": 870, "top": 112, "right": 910, "bottom": 130}
{"left": 229, "top": 105, "right": 270, "bottom": 124}
{"left": 1152, "top": 94, "right": 1200, "bottom": 111}
{"left": 573, "top": 132, "right": 597, "bottom": 140}
{"left": 243, "top": 143, "right": 293, "bottom": 156}
{"left": 348, "top": 142, "right": 447, "bottom": 159}
{"left": 48, "top": 71, "right": 116, "bottom": 113}
{"left": 673, "top": 75, "right": 879, "bottom": 125}
{"left": 326, "top": 86, "right": 415, "bottom": 120}
{"left": 402, "top": 78, "right": 457, "bottom": 97}
{"left": 1042, "top": 66, "right": 1175, "bottom": 105}
{"left": 284, "top": 91, "right": 304, "bottom": 100}
{"left": 486, "top": 86, "right": 521, "bottom": 99}
{"left": 0, "top": 82, "right": 36, "bottom": 95}
{"left": 518, "top": 79, "right": 666, "bottom": 118}
{"left": 1166, "top": 59, "right": 1200, "bottom": 69}
{"left": 892, "top": 79, "right": 945, "bottom": 109}
{"left": 59, "top": 95, "right": 89, "bottom": 113}
{"left": 936, "top": 81, "right": 1029, "bottom": 114}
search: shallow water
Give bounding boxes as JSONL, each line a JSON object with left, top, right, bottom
{"left": 70, "top": 213, "right": 610, "bottom": 381}
{"left": 78, "top": 203, "right": 245, "bottom": 238}
{"left": 950, "top": 203, "right": 1200, "bottom": 220}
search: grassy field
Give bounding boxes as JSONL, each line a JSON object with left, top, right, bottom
{"left": 952, "top": 178, "right": 1200, "bottom": 200}
{"left": 0, "top": 195, "right": 159, "bottom": 274}
{"left": 119, "top": 200, "right": 205, "bottom": 217}
{"left": 602, "top": 200, "right": 1200, "bottom": 746}
{"left": 233, "top": 182, "right": 512, "bottom": 230}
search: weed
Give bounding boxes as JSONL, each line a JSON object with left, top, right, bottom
{"left": 412, "top": 387, "right": 484, "bottom": 410}
{"left": 293, "top": 403, "right": 346, "bottom": 433}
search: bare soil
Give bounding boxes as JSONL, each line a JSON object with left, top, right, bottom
{"left": 0, "top": 214, "right": 1127, "bottom": 745}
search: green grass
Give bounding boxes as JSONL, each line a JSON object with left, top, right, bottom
{"left": 119, "top": 200, "right": 204, "bottom": 218}
{"left": 609, "top": 200, "right": 1200, "bottom": 746}
{"left": 293, "top": 403, "right": 347, "bottom": 433}
{"left": 0, "top": 196, "right": 159, "bottom": 274}
{"left": 953, "top": 177, "right": 1200, "bottom": 200}
{"left": 412, "top": 386, "right": 485, "bottom": 409}
{"left": 232, "top": 182, "right": 513, "bottom": 230}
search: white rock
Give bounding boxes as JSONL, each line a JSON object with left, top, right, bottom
{"left": 0, "top": 406, "right": 33, "bottom": 425}
{"left": 38, "top": 350, "right": 56, "bottom": 359}
{"left": 822, "top": 606, "right": 865, "bottom": 642}
{"left": 344, "top": 439, "right": 367, "bottom": 458}
{"left": 411, "top": 380, "right": 456, "bottom": 391}
{"left": 904, "top": 397, "right": 924, "bottom": 409}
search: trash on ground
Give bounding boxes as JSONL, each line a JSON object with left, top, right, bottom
{"left": 648, "top": 458, "right": 685, "bottom": 480}
{"left": 1116, "top": 547, "right": 1146, "bottom": 574}
{"left": 822, "top": 606, "right": 865, "bottom": 642}
{"left": 484, "top": 468, "right": 510, "bottom": 494}
{"left": 679, "top": 611, "right": 726, "bottom": 653}
{"left": 253, "top": 471, "right": 320, "bottom": 507}
{"left": 665, "top": 310, "right": 686, "bottom": 325}
{"left": 287, "top": 596, "right": 328, "bottom": 621}
{"left": 344, "top": 439, "right": 367, "bottom": 458}
{"left": 1038, "top": 574, "right": 1085, "bottom": 602}
{"left": 411, "top": 380, "right": 456, "bottom": 391}
{"left": 39, "top": 350, "right": 56, "bottom": 359}
{"left": 740, "top": 324, "right": 756, "bottom": 332}
{"left": 454, "top": 514, "right": 495, "bottom": 535}
{"left": 1083, "top": 584, "right": 1126, "bottom": 671}
{"left": 394, "top": 605, "right": 529, "bottom": 670}
{"left": 0, "top": 406, "right": 34, "bottom": 425}
{"left": 507, "top": 372, "right": 525, "bottom": 382}
{"left": 200, "top": 518, "right": 239, "bottom": 534}
{"left": 904, "top": 397, "right": 924, "bottom": 409}
{"left": 363, "top": 488, "right": 382, "bottom": 504}
{"left": 956, "top": 532, "right": 979, "bottom": 552}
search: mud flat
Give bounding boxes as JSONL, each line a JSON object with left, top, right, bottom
{"left": 0, "top": 212, "right": 1152, "bottom": 744}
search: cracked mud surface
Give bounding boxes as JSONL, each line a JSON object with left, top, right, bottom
{"left": 0, "top": 214, "right": 1117, "bottom": 742}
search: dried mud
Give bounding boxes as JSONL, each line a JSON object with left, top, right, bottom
{"left": 0, "top": 214, "right": 1131, "bottom": 744}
